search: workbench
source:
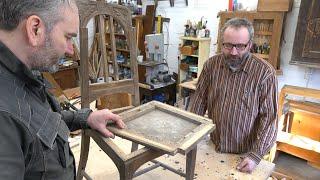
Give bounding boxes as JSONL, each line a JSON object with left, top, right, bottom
{"left": 73, "top": 132, "right": 275, "bottom": 180}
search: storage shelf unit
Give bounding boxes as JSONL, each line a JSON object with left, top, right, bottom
{"left": 178, "top": 36, "right": 211, "bottom": 84}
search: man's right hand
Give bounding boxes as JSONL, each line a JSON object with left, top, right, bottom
{"left": 86, "top": 109, "right": 126, "bottom": 138}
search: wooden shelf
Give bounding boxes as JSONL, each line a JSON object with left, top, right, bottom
{"left": 119, "top": 63, "right": 131, "bottom": 68}
{"left": 181, "top": 54, "right": 199, "bottom": 58}
{"left": 96, "top": 32, "right": 126, "bottom": 37}
{"left": 179, "top": 36, "right": 211, "bottom": 87}
{"left": 138, "top": 60, "right": 166, "bottom": 67}
{"left": 106, "top": 45, "right": 130, "bottom": 53}
{"left": 180, "top": 36, "right": 211, "bottom": 41}
{"left": 116, "top": 48, "right": 130, "bottom": 53}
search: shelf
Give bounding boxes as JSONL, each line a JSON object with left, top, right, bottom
{"left": 253, "top": 53, "right": 269, "bottom": 59}
{"left": 181, "top": 54, "right": 199, "bottom": 58}
{"left": 180, "top": 36, "right": 211, "bottom": 41}
{"left": 116, "top": 48, "right": 130, "bottom": 53}
{"left": 96, "top": 32, "right": 126, "bottom": 37}
{"left": 106, "top": 45, "right": 130, "bottom": 53}
{"left": 108, "top": 61, "right": 131, "bottom": 68}
{"left": 119, "top": 64, "right": 131, "bottom": 68}
{"left": 138, "top": 60, "right": 166, "bottom": 67}
{"left": 255, "top": 31, "right": 273, "bottom": 36}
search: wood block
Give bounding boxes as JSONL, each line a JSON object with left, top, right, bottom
{"left": 257, "top": 0, "right": 293, "bottom": 12}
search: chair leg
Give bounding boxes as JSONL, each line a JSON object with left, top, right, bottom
{"left": 154, "top": 0, "right": 158, "bottom": 9}
{"left": 185, "top": 147, "right": 197, "bottom": 180}
{"left": 76, "top": 131, "right": 91, "bottom": 180}
{"left": 131, "top": 142, "right": 139, "bottom": 152}
{"left": 170, "top": 0, "right": 174, "bottom": 7}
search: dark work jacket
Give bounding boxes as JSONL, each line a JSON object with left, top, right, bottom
{"left": 0, "top": 41, "right": 91, "bottom": 180}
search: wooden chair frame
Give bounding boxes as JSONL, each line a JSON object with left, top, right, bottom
{"left": 76, "top": 0, "right": 140, "bottom": 179}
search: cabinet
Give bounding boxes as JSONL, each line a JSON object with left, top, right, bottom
{"left": 290, "top": 0, "right": 320, "bottom": 67}
{"left": 52, "top": 65, "right": 78, "bottom": 90}
{"left": 178, "top": 36, "right": 211, "bottom": 83}
{"left": 217, "top": 11, "right": 284, "bottom": 74}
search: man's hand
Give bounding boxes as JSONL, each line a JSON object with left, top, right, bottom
{"left": 87, "top": 109, "right": 125, "bottom": 138}
{"left": 236, "top": 157, "right": 257, "bottom": 173}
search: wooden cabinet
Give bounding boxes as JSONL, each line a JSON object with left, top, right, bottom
{"left": 217, "top": 11, "right": 284, "bottom": 73}
{"left": 290, "top": 0, "right": 320, "bottom": 67}
{"left": 178, "top": 36, "right": 211, "bottom": 83}
{"left": 52, "top": 64, "right": 79, "bottom": 90}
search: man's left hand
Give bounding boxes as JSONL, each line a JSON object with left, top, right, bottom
{"left": 236, "top": 157, "right": 257, "bottom": 173}
{"left": 87, "top": 109, "right": 125, "bottom": 138}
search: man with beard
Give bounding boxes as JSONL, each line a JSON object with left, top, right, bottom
{"left": 190, "top": 18, "right": 278, "bottom": 173}
{"left": 0, "top": 0, "right": 125, "bottom": 179}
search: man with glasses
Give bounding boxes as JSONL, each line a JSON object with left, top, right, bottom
{"left": 190, "top": 18, "right": 278, "bottom": 173}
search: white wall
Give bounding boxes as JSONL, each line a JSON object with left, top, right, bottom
{"left": 156, "top": 0, "right": 320, "bottom": 91}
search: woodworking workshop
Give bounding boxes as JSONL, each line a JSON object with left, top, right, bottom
{"left": 0, "top": 0, "right": 319, "bottom": 179}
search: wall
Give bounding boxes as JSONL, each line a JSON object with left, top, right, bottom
{"left": 156, "top": 0, "right": 320, "bottom": 91}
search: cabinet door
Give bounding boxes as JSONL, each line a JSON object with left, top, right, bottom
{"left": 302, "top": 0, "right": 320, "bottom": 59}
{"left": 291, "top": 0, "right": 320, "bottom": 66}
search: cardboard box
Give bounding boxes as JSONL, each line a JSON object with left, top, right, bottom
{"left": 257, "top": 0, "right": 293, "bottom": 12}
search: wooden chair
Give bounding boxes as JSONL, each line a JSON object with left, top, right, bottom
{"left": 76, "top": 0, "right": 140, "bottom": 179}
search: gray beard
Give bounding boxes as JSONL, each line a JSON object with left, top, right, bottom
{"left": 225, "top": 52, "right": 250, "bottom": 72}
{"left": 28, "top": 34, "right": 61, "bottom": 73}
{"left": 35, "top": 63, "right": 60, "bottom": 73}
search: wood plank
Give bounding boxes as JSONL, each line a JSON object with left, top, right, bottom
{"left": 179, "top": 124, "right": 215, "bottom": 154}
{"left": 277, "top": 131, "right": 320, "bottom": 153}
{"left": 107, "top": 126, "right": 178, "bottom": 155}
{"left": 277, "top": 142, "right": 320, "bottom": 164}
{"left": 279, "top": 85, "right": 320, "bottom": 116}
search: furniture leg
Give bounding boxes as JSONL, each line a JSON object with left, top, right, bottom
{"left": 131, "top": 142, "right": 139, "bottom": 152}
{"left": 185, "top": 96, "right": 190, "bottom": 110}
{"left": 185, "top": 146, "right": 197, "bottom": 180}
{"left": 170, "top": 0, "right": 174, "bottom": 7}
{"left": 76, "top": 131, "right": 91, "bottom": 180}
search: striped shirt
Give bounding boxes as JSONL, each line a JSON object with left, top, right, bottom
{"left": 190, "top": 53, "right": 278, "bottom": 164}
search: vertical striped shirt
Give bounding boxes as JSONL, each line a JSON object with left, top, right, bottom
{"left": 190, "top": 53, "right": 278, "bottom": 164}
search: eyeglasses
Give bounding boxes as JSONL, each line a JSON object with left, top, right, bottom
{"left": 222, "top": 41, "right": 250, "bottom": 51}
